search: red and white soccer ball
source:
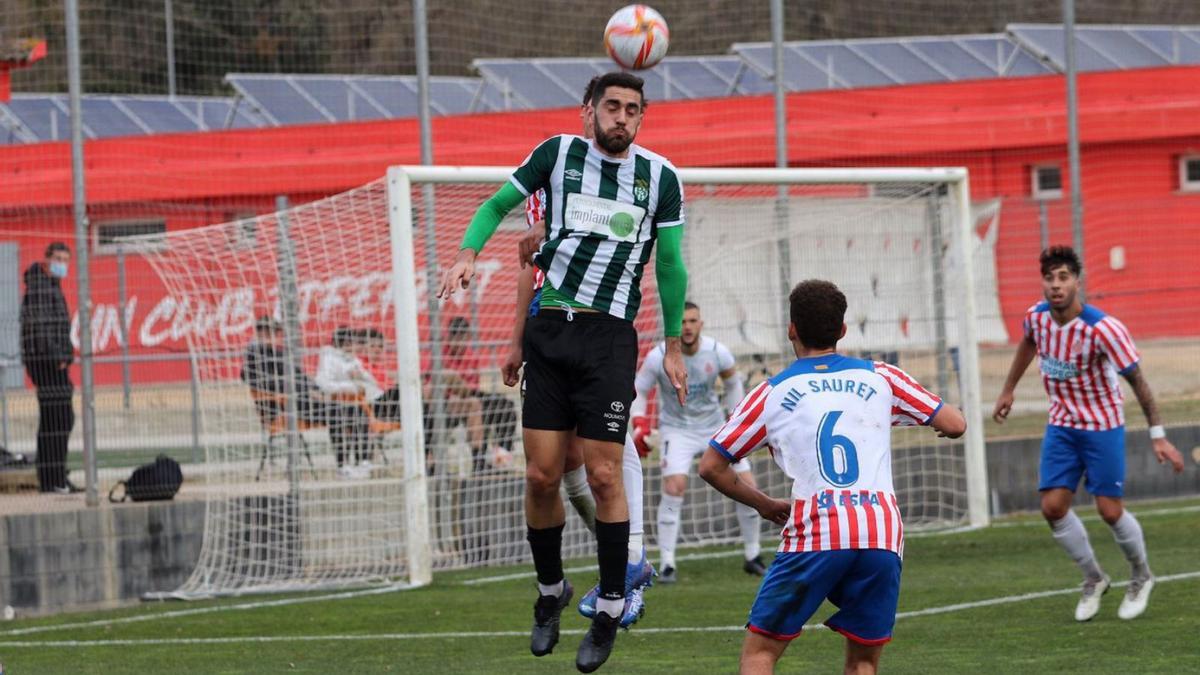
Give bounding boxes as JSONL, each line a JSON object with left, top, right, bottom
{"left": 604, "top": 4, "right": 670, "bottom": 71}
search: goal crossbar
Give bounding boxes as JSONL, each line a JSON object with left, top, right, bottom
{"left": 388, "top": 164, "right": 989, "bottom": 533}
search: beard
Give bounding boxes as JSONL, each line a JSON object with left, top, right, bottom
{"left": 594, "top": 121, "right": 633, "bottom": 154}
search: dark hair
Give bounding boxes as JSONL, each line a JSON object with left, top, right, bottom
{"left": 684, "top": 301, "right": 699, "bottom": 312}
{"left": 582, "top": 76, "right": 601, "bottom": 105}
{"left": 1040, "top": 245, "right": 1081, "bottom": 277}
{"left": 332, "top": 326, "right": 355, "bottom": 349}
{"left": 788, "top": 280, "right": 848, "bottom": 350}
{"left": 254, "top": 316, "right": 279, "bottom": 334}
{"left": 45, "top": 241, "right": 69, "bottom": 258}
{"left": 448, "top": 316, "right": 471, "bottom": 337}
{"left": 590, "top": 72, "right": 645, "bottom": 109}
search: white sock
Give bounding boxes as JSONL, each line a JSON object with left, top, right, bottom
{"left": 537, "top": 580, "right": 564, "bottom": 598}
{"left": 562, "top": 465, "right": 596, "bottom": 534}
{"left": 1109, "top": 510, "right": 1151, "bottom": 578}
{"left": 628, "top": 533, "right": 643, "bottom": 565}
{"left": 657, "top": 493, "right": 684, "bottom": 569}
{"left": 622, "top": 436, "right": 644, "bottom": 542}
{"left": 736, "top": 499, "right": 762, "bottom": 561}
{"left": 596, "top": 596, "right": 624, "bottom": 619}
{"left": 1050, "top": 510, "right": 1104, "bottom": 581}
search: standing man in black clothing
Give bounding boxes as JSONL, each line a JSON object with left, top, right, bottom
{"left": 20, "top": 242, "right": 79, "bottom": 494}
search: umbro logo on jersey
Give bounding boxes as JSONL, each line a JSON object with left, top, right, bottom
{"left": 564, "top": 168, "right": 583, "bottom": 181}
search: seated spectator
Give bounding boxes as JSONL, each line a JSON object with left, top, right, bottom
{"left": 315, "top": 327, "right": 383, "bottom": 402}
{"left": 444, "top": 317, "right": 517, "bottom": 466}
{"left": 241, "top": 317, "right": 366, "bottom": 476}
{"left": 359, "top": 328, "right": 402, "bottom": 422}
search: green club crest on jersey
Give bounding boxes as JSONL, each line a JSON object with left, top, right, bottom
{"left": 609, "top": 212, "right": 635, "bottom": 237}
{"left": 633, "top": 179, "right": 649, "bottom": 202}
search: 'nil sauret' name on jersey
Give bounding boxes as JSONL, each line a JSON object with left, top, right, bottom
{"left": 709, "top": 354, "right": 943, "bottom": 557}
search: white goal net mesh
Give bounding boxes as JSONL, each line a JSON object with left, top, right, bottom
{"left": 136, "top": 168, "right": 987, "bottom": 595}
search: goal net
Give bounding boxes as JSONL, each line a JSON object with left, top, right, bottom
{"left": 136, "top": 165, "right": 989, "bottom": 596}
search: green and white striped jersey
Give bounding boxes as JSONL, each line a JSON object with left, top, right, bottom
{"left": 510, "top": 134, "right": 685, "bottom": 321}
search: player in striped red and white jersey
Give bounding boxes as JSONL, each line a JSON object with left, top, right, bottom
{"left": 993, "top": 246, "right": 1183, "bottom": 623}
{"left": 699, "top": 280, "right": 965, "bottom": 675}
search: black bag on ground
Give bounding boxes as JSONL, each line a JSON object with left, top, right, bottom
{"left": 108, "top": 455, "right": 183, "bottom": 503}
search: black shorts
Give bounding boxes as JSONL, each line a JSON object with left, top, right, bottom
{"left": 521, "top": 309, "right": 638, "bottom": 442}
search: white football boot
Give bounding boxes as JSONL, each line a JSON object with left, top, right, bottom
{"left": 1117, "top": 575, "right": 1155, "bottom": 620}
{"left": 1074, "top": 575, "right": 1110, "bottom": 622}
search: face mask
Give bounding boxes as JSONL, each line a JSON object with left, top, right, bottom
{"left": 48, "top": 261, "right": 68, "bottom": 278}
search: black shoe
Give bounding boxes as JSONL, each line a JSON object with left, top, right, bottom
{"left": 743, "top": 555, "right": 767, "bottom": 577}
{"left": 658, "top": 565, "right": 677, "bottom": 584}
{"left": 576, "top": 611, "right": 620, "bottom": 673}
{"left": 531, "top": 581, "right": 573, "bottom": 657}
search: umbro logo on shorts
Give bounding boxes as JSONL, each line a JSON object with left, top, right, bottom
{"left": 607, "top": 421, "right": 621, "bottom": 433}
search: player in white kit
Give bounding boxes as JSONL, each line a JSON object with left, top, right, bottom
{"left": 632, "top": 302, "right": 764, "bottom": 581}
{"left": 699, "top": 280, "right": 965, "bottom": 674}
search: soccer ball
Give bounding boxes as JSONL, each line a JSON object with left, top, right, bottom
{"left": 603, "top": 5, "right": 670, "bottom": 71}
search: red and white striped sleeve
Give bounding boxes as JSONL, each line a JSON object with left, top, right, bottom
{"left": 709, "top": 381, "right": 772, "bottom": 461}
{"left": 1093, "top": 316, "right": 1140, "bottom": 374}
{"left": 524, "top": 189, "right": 545, "bottom": 229}
{"left": 875, "top": 362, "right": 943, "bottom": 427}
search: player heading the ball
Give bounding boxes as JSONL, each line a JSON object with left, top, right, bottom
{"left": 438, "top": 71, "right": 689, "bottom": 673}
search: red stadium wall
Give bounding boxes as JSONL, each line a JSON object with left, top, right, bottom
{"left": 4, "top": 65, "right": 1200, "bottom": 385}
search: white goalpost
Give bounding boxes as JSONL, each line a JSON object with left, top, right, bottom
{"left": 137, "top": 164, "right": 988, "bottom": 598}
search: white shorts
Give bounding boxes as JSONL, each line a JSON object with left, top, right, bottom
{"left": 660, "top": 426, "right": 751, "bottom": 477}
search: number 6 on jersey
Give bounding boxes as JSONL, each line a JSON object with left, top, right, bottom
{"left": 816, "top": 410, "right": 859, "bottom": 487}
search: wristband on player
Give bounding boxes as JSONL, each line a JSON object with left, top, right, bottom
{"left": 1148, "top": 425, "right": 1166, "bottom": 440}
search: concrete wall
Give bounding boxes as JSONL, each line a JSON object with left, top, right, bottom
{"left": 988, "top": 425, "right": 1200, "bottom": 513}
{"left": 0, "top": 499, "right": 204, "bottom": 616}
{"left": 0, "top": 424, "right": 1195, "bottom": 617}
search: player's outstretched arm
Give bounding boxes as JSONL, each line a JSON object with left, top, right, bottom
{"left": 928, "top": 403, "right": 967, "bottom": 439}
{"left": 1122, "top": 365, "right": 1185, "bottom": 472}
{"left": 655, "top": 226, "right": 689, "bottom": 404}
{"left": 699, "top": 448, "right": 790, "bottom": 525}
{"left": 437, "top": 183, "right": 525, "bottom": 299}
{"left": 993, "top": 336, "right": 1037, "bottom": 423}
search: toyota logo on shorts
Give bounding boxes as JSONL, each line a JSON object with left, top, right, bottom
{"left": 610, "top": 401, "right": 624, "bottom": 413}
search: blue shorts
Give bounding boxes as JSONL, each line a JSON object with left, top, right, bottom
{"left": 747, "top": 549, "right": 901, "bottom": 645}
{"left": 1039, "top": 424, "right": 1126, "bottom": 497}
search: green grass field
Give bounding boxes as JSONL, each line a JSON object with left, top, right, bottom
{"left": 1, "top": 498, "right": 1198, "bottom": 673}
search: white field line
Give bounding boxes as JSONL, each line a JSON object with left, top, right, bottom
{"left": 0, "top": 585, "right": 405, "bottom": 638}
{"left": 0, "top": 571, "right": 1196, "bottom": 648}
{"left": 458, "top": 502, "right": 1200, "bottom": 586}
{"left": 3, "top": 501, "right": 1195, "bottom": 639}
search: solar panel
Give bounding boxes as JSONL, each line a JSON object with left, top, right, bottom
{"left": 0, "top": 94, "right": 267, "bottom": 144}
{"left": 1007, "top": 24, "right": 1200, "bottom": 72}
{"left": 474, "top": 55, "right": 772, "bottom": 108}
{"left": 122, "top": 98, "right": 201, "bottom": 133}
{"left": 4, "top": 97, "right": 70, "bottom": 141}
{"left": 225, "top": 76, "right": 330, "bottom": 125}
{"left": 735, "top": 33, "right": 1063, "bottom": 90}
{"left": 1128, "top": 27, "right": 1200, "bottom": 64}
{"left": 851, "top": 42, "right": 949, "bottom": 84}
{"left": 729, "top": 44, "right": 838, "bottom": 91}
